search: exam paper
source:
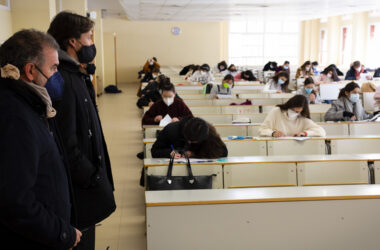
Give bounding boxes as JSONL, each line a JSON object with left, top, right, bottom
{"left": 159, "top": 114, "right": 172, "bottom": 127}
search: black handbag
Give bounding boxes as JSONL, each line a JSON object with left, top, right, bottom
{"left": 147, "top": 153, "right": 215, "bottom": 190}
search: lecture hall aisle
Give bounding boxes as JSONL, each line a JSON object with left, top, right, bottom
{"left": 95, "top": 83, "right": 147, "bottom": 250}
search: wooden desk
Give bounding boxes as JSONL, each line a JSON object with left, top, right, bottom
{"left": 146, "top": 185, "right": 380, "bottom": 250}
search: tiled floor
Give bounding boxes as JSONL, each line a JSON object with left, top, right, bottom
{"left": 95, "top": 83, "right": 147, "bottom": 250}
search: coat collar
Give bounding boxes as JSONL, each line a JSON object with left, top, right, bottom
{"left": 58, "top": 49, "right": 81, "bottom": 73}
{"left": 0, "top": 77, "right": 46, "bottom": 116}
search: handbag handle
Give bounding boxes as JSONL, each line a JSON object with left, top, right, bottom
{"left": 165, "top": 152, "right": 195, "bottom": 185}
{"left": 166, "top": 154, "right": 174, "bottom": 184}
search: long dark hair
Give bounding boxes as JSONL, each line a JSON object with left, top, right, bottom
{"left": 183, "top": 118, "right": 227, "bottom": 159}
{"left": 301, "top": 61, "right": 311, "bottom": 70}
{"left": 228, "top": 64, "right": 237, "bottom": 72}
{"left": 272, "top": 71, "right": 289, "bottom": 92}
{"left": 338, "top": 82, "right": 360, "bottom": 99}
{"left": 277, "top": 95, "right": 310, "bottom": 119}
{"left": 320, "top": 66, "right": 340, "bottom": 81}
{"left": 241, "top": 70, "right": 256, "bottom": 81}
{"left": 217, "top": 60, "right": 227, "bottom": 71}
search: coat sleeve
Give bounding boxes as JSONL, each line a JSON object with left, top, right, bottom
{"left": 177, "top": 101, "right": 193, "bottom": 120}
{"left": 345, "top": 70, "right": 356, "bottom": 80}
{"left": 151, "top": 126, "right": 172, "bottom": 158}
{"left": 0, "top": 115, "right": 76, "bottom": 249}
{"left": 142, "top": 103, "right": 159, "bottom": 125}
{"left": 324, "top": 101, "right": 344, "bottom": 121}
{"left": 303, "top": 118, "right": 326, "bottom": 137}
{"left": 54, "top": 76, "right": 98, "bottom": 188}
{"left": 258, "top": 108, "right": 277, "bottom": 136}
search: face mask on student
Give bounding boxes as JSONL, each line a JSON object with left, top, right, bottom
{"left": 163, "top": 97, "right": 174, "bottom": 106}
{"left": 278, "top": 79, "right": 285, "bottom": 85}
{"left": 152, "top": 74, "right": 158, "bottom": 79}
{"left": 149, "top": 61, "right": 154, "bottom": 66}
{"left": 283, "top": 66, "right": 289, "bottom": 70}
{"left": 355, "top": 67, "right": 361, "bottom": 72}
{"left": 223, "top": 83, "right": 230, "bottom": 88}
{"left": 77, "top": 42, "right": 97, "bottom": 64}
{"left": 44, "top": 71, "right": 65, "bottom": 101}
{"left": 327, "top": 73, "right": 332, "bottom": 78}
{"left": 306, "top": 66, "right": 311, "bottom": 71}
{"left": 305, "top": 88, "right": 313, "bottom": 94}
{"left": 349, "top": 93, "right": 359, "bottom": 103}
{"left": 201, "top": 71, "right": 207, "bottom": 76}
{"left": 287, "top": 109, "right": 299, "bottom": 120}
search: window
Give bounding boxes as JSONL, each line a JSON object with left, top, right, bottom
{"left": 228, "top": 20, "right": 299, "bottom": 66}
{"left": 319, "top": 29, "right": 328, "bottom": 66}
{"left": 367, "top": 23, "right": 380, "bottom": 68}
{"left": 340, "top": 26, "right": 352, "bottom": 67}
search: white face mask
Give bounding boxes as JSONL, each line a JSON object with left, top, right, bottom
{"left": 327, "top": 73, "right": 332, "bottom": 78}
{"left": 152, "top": 74, "right": 158, "bottom": 79}
{"left": 163, "top": 97, "right": 174, "bottom": 106}
{"left": 201, "top": 71, "right": 207, "bottom": 76}
{"left": 149, "top": 61, "right": 154, "bottom": 66}
{"left": 287, "top": 109, "right": 299, "bottom": 120}
{"left": 305, "top": 66, "right": 311, "bottom": 71}
{"left": 355, "top": 67, "right": 361, "bottom": 72}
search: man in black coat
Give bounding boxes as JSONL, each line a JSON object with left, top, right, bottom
{"left": 0, "top": 30, "right": 81, "bottom": 249}
{"left": 48, "top": 12, "right": 116, "bottom": 249}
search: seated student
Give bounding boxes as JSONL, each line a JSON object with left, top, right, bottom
{"left": 189, "top": 64, "right": 215, "bottom": 85}
{"left": 297, "top": 77, "right": 322, "bottom": 104}
{"left": 234, "top": 70, "right": 257, "bottom": 81}
{"left": 210, "top": 74, "right": 234, "bottom": 99}
{"left": 141, "top": 67, "right": 160, "bottom": 83}
{"left": 214, "top": 60, "right": 228, "bottom": 73}
{"left": 345, "top": 61, "right": 372, "bottom": 80}
{"left": 138, "top": 57, "right": 160, "bottom": 79}
{"left": 312, "top": 61, "right": 320, "bottom": 75}
{"left": 137, "top": 75, "right": 168, "bottom": 109}
{"left": 185, "top": 64, "right": 199, "bottom": 80}
{"left": 263, "top": 71, "right": 290, "bottom": 93}
{"left": 325, "top": 82, "right": 378, "bottom": 121}
{"left": 263, "top": 61, "right": 278, "bottom": 72}
{"left": 258, "top": 95, "right": 326, "bottom": 137}
{"left": 179, "top": 64, "right": 195, "bottom": 76}
{"left": 327, "top": 64, "right": 344, "bottom": 76}
{"left": 374, "top": 67, "right": 380, "bottom": 78}
{"left": 151, "top": 117, "right": 228, "bottom": 158}
{"left": 296, "top": 61, "right": 314, "bottom": 79}
{"left": 222, "top": 64, "right": 239, "bottom": 76}
{"left": 142, "top": 83, "right": 192, "bottom": 125}
{"left": 317, "top": 66, "right": 340, "bottom": 84}
{"left": 276, "top": 61, "right": 290, "bottom": 74}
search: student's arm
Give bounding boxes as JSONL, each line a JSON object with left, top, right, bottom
{"left": 303, "top": 118, "right": 326, "bottom": 137}
{"left": 0, "top": 115, "right": 76, "bottom": 249}
{"left": 258, "top": 108, "right": 277, "bottom": 136}
{"left": 324, "top": 101, "right": 344, "bottom": 121}
{"left": 142, "top": 103, "right": 159, "bottom": 125}
{"left": 151, "top": 127, "right": 172, "bottom": 158}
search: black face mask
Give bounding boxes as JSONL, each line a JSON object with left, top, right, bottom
{"left": 86, "top": 63, "right": 96, "bottom": 75}
{"left": 77, "top": 44, "right": 97, "bottom": 63}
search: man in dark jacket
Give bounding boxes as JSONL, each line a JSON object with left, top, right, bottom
{"left": 0, "top": 30, "right": 81, "bottom": 249}
{"left": 48, "top": 12, "right": 116, "bottom": 249}
{"left": 142, "top": 83, "right": 193, "bottom": 125}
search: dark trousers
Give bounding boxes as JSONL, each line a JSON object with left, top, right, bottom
{"left": 74, "top": 225, "right": 95, "bottom": 250}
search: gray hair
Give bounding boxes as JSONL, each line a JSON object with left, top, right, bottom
{"left": 0, "top": 29, "right": 59, "bottom": 74}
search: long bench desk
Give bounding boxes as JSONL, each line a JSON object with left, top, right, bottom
{"left": 145, "top": 185, "right": 380, "bottom": 250}
{"left": 143, "top": 122, "right": 351, "bottom": 138}
{"left": 144, "top": 154, "right": 380, "bottom": 189}
{"left": 144, "top": 135, "right": 380, "bottom": 158}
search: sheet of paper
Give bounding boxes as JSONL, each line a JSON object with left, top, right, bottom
{"left": 217, "top": 94, "right": 233, "bottom": 99}
{"left": 159, "top": 114, "right": 172, "bottom": 127}
{"left": 174, "top": 158, "right": 215, "bottom": 164}
{"left": 293, "top": 137, "right": 311, "bottom": 141}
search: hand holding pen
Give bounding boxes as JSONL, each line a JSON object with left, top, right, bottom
{"left": 170, "top": 145, "right": 183, "bottom": 159}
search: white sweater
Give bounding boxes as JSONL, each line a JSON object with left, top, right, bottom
{"left": 258, "top": 107, "right": 326, "bottom": 137}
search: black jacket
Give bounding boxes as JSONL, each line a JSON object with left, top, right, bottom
{"left": 0, "top": 78, "right": 76, "bottom": 249}
{"left": 54, "top": 51, "right": 116, "bottom": 229}
{"left": 374, "top": 68, "right": 380, "bottom": 78}
{"left": 151, "top": 117, "right": 228, "bottom": 158}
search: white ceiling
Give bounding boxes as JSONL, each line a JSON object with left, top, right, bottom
{"left": 88, "top": 0, "right": 380, "bottom": 21}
